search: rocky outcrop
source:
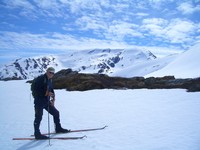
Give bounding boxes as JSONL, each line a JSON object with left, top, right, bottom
{"left": 49, "top": 69, "right": 200, "bottom": 92}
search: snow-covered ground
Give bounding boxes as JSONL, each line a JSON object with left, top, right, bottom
{"left": 0, "top": 80, "right": 200, "bottom": 150}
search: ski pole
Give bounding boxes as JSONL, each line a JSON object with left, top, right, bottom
{"left": 48, "top": 97, "right": 51, "bottom": 146}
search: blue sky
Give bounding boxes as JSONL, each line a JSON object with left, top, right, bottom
{"left": 0, "top": 0, "right": 200, "bottom": 64}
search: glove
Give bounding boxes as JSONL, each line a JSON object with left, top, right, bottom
{"left": 50, "top": 99, "right": 55, "bottom": 106}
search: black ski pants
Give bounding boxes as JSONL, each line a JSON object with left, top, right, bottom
{"left": 34, "top": 103, "right": 60, "bottom": 134}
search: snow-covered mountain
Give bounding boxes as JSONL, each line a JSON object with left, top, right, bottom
{"left": 0, "top": 48, "right": 162, "bottom": 80}
{"left": 59, "top": 48, "right": 158, "bottom": 75}
{"left": 0, "top": 56, "right": 60, "bottom": 80}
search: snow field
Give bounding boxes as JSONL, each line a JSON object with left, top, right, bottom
{"left": 0, "top": 81, "right": 200, "bottom": 150}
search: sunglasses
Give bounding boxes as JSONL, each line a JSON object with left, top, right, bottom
{"left": 49, "top": 72, "right": 55, "bottom": 75}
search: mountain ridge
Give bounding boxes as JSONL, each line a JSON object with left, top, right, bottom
{"left": 0, "top": 48, "right": 161, "bottom": 80}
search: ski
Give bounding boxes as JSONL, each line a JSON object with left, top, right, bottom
{"left": 13, "top": 135, "right": 86, "bottom": 140}
{"left": 31, "top": 125, "right": 108, "bottom": 136}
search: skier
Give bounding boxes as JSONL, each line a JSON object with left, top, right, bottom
{"left": 32, "top": 67, "right": 70, "bottom": 139}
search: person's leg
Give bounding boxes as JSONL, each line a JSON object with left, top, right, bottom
{"left": 34, "top": 105, "right": 49, "bottom": 139}
{"left": 45, "top": 105, "right": 70, "bottom": 133}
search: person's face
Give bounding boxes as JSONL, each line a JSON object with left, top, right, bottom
{"left": 47, "top": 71, "right": 54, "bottom": 79}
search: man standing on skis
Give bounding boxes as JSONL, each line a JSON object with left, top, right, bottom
{"left": 32, "top": 67, "right": 70, "bottom": 139}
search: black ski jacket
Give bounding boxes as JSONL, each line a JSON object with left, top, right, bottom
{"left": 33, "top": 74, "right": 54, "bottom": 106}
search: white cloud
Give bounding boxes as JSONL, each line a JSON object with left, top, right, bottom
{"left": 135, "top": 12, "right": 149, "bottom": 18}
{"left": 165, "top": 19, "right": 196, "bottom": 43}
{"left": 3, "top": 0, "right": 38, "bottom": 19}
{"left": 0, "top": 31, "right": 130, "bottom": 50}
{"left": 106, "top": 21, "right": 143, "bottom": 40}
{"left": 111, "top": 3, "right": 129, "bottom": 13}
{"left": 59, "top": 0, "right": 103, "bottom": 14}
{"left": 34, "top": 0, "right": 59, "bottom": 9}
{"left": 142, "top": 18, "right": 197, "bottom": 45}
{"left": 1, "top": 0, "right": 199, "bottom": 55}
{"left": 142, "top": 18, "right": 168, "bottom": 37}
{"left": 4, "top": 0, "right": 35, "bottom": 9}
{"left": 0, "top": 31, "right": 70, "bottom": 49}
{"left": 75, "top": 11, "right": 144, "bottom": 40}
{"left": 76, "top": 15, "right": 107, "bottom": 31}
{"left": 33, "top": 0, "right": 65, "bottom": 17}
{"left": 148, "top": 0, "right": 167, "bottom": 9}
{"left": 2, "top": 0, "right": 61, "bottom": 19}
{"left": 143, "top": 18, "right": 168, "bottom": 26}
{"left": 177, "top": 2, "right": 200, "bottom": 14}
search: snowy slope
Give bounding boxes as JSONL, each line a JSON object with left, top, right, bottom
{"left": 146, "top": 43, "right": 200, "bottom": 78}
{"left": 111, "top": 54, "right": 177, "bottom": 77}
{"left": 0, "top": 81, "right": 200, "bottom": 150}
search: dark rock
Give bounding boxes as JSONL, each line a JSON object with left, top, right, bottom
{"left": 26, "top": 69, "right": 200, "bottom": 92}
